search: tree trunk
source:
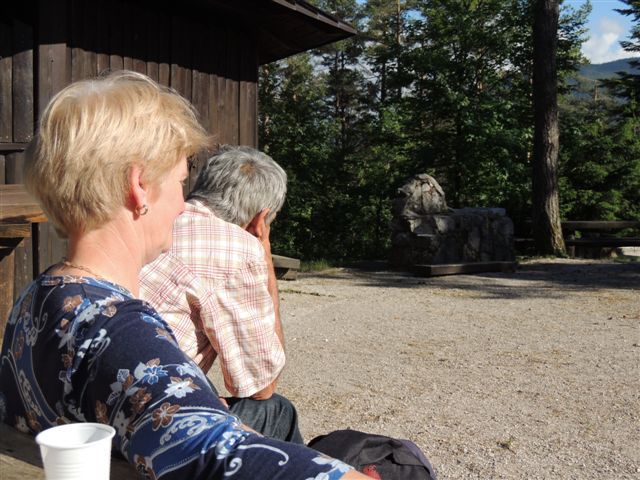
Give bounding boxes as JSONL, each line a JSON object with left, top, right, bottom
{"left": 532, "top": 0, "right": 566, "bottom": 255}
{"left": 395, "top": 0, "right": 402, "bottom": 101}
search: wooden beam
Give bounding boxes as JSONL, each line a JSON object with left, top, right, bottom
{"left": 565, "top": 238, "right": 640, "bottom": 247}
{"left": 0, "top": 223, "right": 31, "bottom": 238}
{"left": 0, "top": 143, "right": 28, "bottom": 152}
{"left": 0, "top": 184, "right": 47, "bottom": 224}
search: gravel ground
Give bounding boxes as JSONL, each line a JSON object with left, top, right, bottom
{"left": 272, "top": 258, "right": 640, "bottom": 479}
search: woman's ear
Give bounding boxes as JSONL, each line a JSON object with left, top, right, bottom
{"left": 128, "top": 164, "right": 148, "bottom": 212}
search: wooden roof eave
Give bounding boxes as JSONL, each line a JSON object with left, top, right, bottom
{"left": 189, "top": 0, "right": 357, "bottom": 64}
{"left": 257, "top": 0, "right": 357, "bottom": 64}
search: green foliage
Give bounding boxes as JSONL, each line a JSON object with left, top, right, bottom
{"left": 401, "top": 0, "right": 536, "bottom": 217}
{"left": 558, "top": 0, "right": 640, "bottom": 223}
{"left": 559, "top": 105, "right": 640, "bottom": 221}
{"left": 259, "top": 0, "right": 638, "bottom": 261}
{"left": 601, "top": 0, "right": 640, "bottom": 117}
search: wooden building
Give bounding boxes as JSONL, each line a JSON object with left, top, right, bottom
{"left": 0, "top": 0, "right": 356, "bottom": 322}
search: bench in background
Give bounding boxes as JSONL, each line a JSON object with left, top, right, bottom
{"left": 272, "top": 254, "right": 301, "bottom": 280}
{"left": 516, "top": 220, "right": 640, "bottom": 255}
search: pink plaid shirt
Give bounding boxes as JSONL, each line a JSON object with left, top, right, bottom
{"left": 139, "top": 200, "right": 285, "bottom": 398}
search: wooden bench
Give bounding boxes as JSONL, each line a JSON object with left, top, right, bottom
{"left": 0, "top": 423, "right": 136, "bottom": 479}
{"left": 561, "top": 221, "right": 640, "bottom": 255}
{"left": 516, "top": 220, "right": 640, "bottom": 255}
{"left": 272, "top": 254, "right": 301, "bottom": 280}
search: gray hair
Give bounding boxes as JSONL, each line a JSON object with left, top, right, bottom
{"left": 188, "top": 145, "right": 287, "bottom": 226}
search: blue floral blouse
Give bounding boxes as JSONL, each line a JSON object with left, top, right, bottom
{"left": 0, "top": 274, "right": 352, "bottom": 479}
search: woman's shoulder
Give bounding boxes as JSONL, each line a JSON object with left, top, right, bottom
{"left": 30, "top": 273, "right": 169, "bottom": 329}
{"left": 39, "top": 273, "right": 134, "bottom": 297}
{"left": 31, "top": 273, "right": 179, "bottom": 358}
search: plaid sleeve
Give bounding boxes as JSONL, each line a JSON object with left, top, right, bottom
{"left": 139, "top": 253, "right": 206, "bottom": 367}
{"left": 199, "top": 253, "right": 285, "bottom": 398}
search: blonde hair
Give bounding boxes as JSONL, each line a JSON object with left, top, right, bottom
{"left": 25, "top": 70, "right": 212, "bottom": 237}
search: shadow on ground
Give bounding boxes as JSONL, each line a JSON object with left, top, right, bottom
{"left": 298, "top": 259, "right": 640, "bottom": 300}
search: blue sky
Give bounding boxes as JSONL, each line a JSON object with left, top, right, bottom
{"left": 566, "top": 0, "right": 636, "bottom": 64}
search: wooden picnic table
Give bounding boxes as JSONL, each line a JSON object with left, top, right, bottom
{"left": 522, "top": 220, "right": 640, "bottom": 232}
{"left": 0, "top": 184, "right": 48, "bottom": 334}
{"left": 560, "top": 220, "right": 640, "bottom": 248}
{"left": 0, "top": 183, "right": 48, "bottom": 321}
{"left": 0, "top": 183, "right": 47, "bottom": 252}
{"left": 518, "top": 220, "right": 640, "bottom": 251}
{"left": 0, "top": 423, "right": 136, "bottom": 479}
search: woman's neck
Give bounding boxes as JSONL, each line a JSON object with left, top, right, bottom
{"left": 57, "top": 217, "right": 143, "bottom": 296}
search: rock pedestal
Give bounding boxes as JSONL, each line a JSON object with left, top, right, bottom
{"left": 390, "top": 174, "right": 515, "bottom": 267}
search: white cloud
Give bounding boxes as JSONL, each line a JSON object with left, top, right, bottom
{"left": 600, "top": 17, "right": 624, "bottom": 36}
{"left": 582, "top": 17, "right": 635, "bottom": 64}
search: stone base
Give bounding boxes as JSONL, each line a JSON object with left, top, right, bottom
{"left": 390, "top": 208, "right": 515, "bottom": 267}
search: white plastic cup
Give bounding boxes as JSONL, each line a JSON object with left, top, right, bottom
{"left": 35, "top": 422, "right": 116, "bottom": 480}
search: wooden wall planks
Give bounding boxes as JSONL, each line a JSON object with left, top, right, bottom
{"left": 12, "top": 19, "right": 34, "bottom": 144}
{"left": 239, "top": 31, "right": 258, "bottom": 147}
{"left": 0, "top": 20, "right": 13, "bottom": 143}
{"left": 36, "top": 0, "right": 70, "bottom": 273}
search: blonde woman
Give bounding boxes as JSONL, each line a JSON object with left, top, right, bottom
{"left": 0, "top": 71, "right": 368, "bottom": 480}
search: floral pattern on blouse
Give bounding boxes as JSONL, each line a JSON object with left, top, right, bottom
{"left": 0, "top": 274, "right": 352, "bottom": 479}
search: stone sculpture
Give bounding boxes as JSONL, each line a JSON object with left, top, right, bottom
{"left": 389, "top": 174, "right": 514, "bottom": 266}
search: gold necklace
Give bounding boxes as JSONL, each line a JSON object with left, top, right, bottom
{"left": 60, "top": 258, "right": 107, "bottom": 280}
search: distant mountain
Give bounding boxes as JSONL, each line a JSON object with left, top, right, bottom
{"left": 579, "top": 58, "right": 639, "bottom": 81}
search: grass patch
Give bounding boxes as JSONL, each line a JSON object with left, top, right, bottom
{"left": 299, "top": 259, "right": 337, "bottom": 273}
{"left": 515, "top": 254, "right": 557, "bottom": 263}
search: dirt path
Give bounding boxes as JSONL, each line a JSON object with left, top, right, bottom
{"left": 274, "top": 259, "right": 640, "bottom": 479}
